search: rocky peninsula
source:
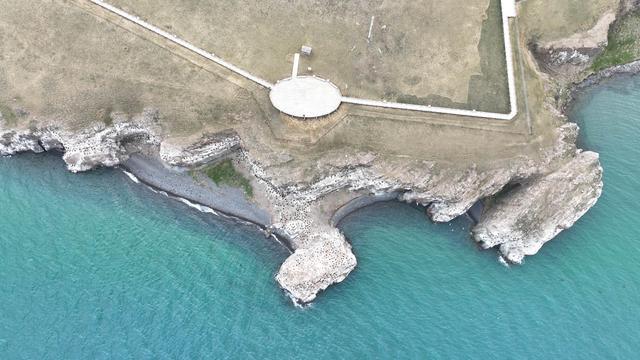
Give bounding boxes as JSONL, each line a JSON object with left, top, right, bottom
{"left": 2, "top": 0, "right": 636, "bottom": 304}
{"left": 0, "top": 109, "right": 605, "bottom": 304}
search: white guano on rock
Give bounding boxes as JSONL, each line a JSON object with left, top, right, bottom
{"left": 160, "top": 130, "right": 241, "bottom": 167}
{"left": 275, "top": 228, "right": 357, "bottom": 304}
{"left": 472, "top": 150, "right": 603, "bottom": 264}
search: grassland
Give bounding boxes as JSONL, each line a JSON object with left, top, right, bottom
{"left": 203, "top": 160, "right": 253, "bottom": 198}
{"left": 0, "top": 0, "right": 568, "bottom": 173}
{"left": 110, "top": 0, "right": 508, "bottom": 112}
{"left": 0, "top": 0, "right": 253, "bottom": 136}
{"left": 519, "top": 0, "right": 620, "bottom": 43}
{"left": 592, "top": 9, "right": 640, "bottom": 71}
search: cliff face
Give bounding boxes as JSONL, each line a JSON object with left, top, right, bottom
{"left": 0, "top": 108, "right": 604, "bottom": 304}
{"left": 473, "top": 151, "right": 603, "bottom": 263}
{"left": 159, "top": 130, "right": 241, "bottom": 168}
{"left": 238, "top": 123, "right": 599, "bottom": 303}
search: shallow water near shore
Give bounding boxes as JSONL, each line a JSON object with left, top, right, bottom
{"left": 1, "top": 75, "right": 640, "bottom": 358}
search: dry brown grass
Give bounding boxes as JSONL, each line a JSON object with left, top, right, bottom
{"left": 109, "top": 0, "right": 509, "bottom": 110}
{"left": 519, "top": 0, "right": 620, "bottom": 43}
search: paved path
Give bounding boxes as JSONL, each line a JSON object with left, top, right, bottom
{"left": 341, "top": 97, "right": 514, "bottom": 120}
{"left": 87, "top": 0, "right": 519, "bottom": 120}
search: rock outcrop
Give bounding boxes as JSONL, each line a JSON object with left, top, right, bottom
{"left": 472, "top": 151, "right": 603, "bottom": 263}
{"left": 225, "top": 122, "right": 594, "bottom": 304}
{"left": 0, "top": 107, "right": 604, "bottom": 305}
{"left": 275, "top": 228, "right": 356, "bottom": 304}
{"left": 160, "top": 130, "right": 241, "bottom": 167}
{"left": 0, "top": 109, "right": 161, "bottom": 172}
{"left": 1, "top": 130, "right": 47, "bottom": 155}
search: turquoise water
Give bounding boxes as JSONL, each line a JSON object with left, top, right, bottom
{"left": 1, "top": 75, "right": 639, "bottom": 359}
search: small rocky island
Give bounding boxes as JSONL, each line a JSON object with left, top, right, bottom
{"left": 2, "top": 0, "right": 638, "bottom": 304}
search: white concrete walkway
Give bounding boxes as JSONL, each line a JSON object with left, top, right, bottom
{"left": 270, "top": 76, "right": 342, "bottom": 118}
{"left": 86, "top": 0, "right": 519, "bottom": 121}
{"left": 341, "top": 96, "right": 514, "bottom": 120}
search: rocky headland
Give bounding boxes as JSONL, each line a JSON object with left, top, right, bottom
{"left": 4, "top": 0, "right": 638, "bottom": 305}
{"left": 0, "top": 109, "right": 605, "bottom": 304}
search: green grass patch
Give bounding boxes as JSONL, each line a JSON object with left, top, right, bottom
{"left": 592, "top": 37, "right": 636, "bottom": 71}
{"left": 203, "top": 160, "right": 253, "bottom": 198}
{"left": 592, "top": 10, "right": 640, "bottom": 72}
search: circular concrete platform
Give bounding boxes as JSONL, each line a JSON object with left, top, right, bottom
{"left": 269, "top": 76, "right": 342, "bottom": 118}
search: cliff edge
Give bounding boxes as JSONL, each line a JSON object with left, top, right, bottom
{"left": 1, "top": 0, "right": 628, "bottom": 304}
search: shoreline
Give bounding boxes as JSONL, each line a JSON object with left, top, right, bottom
{"left": 2, "top": 46, "right": 633, "bottom": 307}
{"left": 330, "top": 192, "right": 403, "bottom": 227}
{"left": 564, "top": 60, "right": 640, "bottom": 114}
{"left": 127, "top": 63, "right": 640, "bottom": 235}
{"left": 120, "top": 154, "right": 296, "bottom": 252}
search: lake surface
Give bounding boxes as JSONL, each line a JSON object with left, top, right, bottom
{"left": 1, "top": 75, "right": 639, "bottom": 358}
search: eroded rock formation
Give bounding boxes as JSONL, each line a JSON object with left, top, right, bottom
{"left": 1, "top": 109, "right": 161, "bottom": 172}
{"left": 0, "top": 108, "right": 605, "bottom": 304}
{"left": 473, "top": 151, "right": 603, "bottom": 264}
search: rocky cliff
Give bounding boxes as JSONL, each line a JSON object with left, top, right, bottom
{"left": 473, "top": 151, "right": 603, "bottom": 264}
{"left": 0, "top": 106, "right": 605, "bottom": 304}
